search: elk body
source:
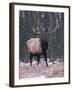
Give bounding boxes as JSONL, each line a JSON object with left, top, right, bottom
{"left": 26, "top": 37, "right": 48, "bottom": 66}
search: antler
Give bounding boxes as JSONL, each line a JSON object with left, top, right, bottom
{"left": 48, "top": 18, "right": 60, "bottom": 33}
{"left": 33, "top": 27, "right": 40, "bottom": 35}
{"left": 33, "top": 18, "right": 45, "bottom": 35}
{"left": 54, "top": 19, "right": 59, "bottom": 31}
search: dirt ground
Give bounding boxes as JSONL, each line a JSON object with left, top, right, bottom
{"left": 19, "top": 61, "right": 64, "bottom": 79}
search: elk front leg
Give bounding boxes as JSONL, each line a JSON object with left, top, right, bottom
{"left": 44, "top": 53, "right": 48, "bottom": 67}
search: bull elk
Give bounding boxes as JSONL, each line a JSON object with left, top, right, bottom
{"left": 26, "top": 18, "right": 59, "bottom": 66}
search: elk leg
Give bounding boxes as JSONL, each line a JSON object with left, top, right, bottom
{"left": 30, "top": 53, "right": 33, "bottom": 66}
{"left": 44, "top": 53, "right": 48, "bottom": 67}
{"left": 37, "top": 56, "right": 40, "bottom": 65}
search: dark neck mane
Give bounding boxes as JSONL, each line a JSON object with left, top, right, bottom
{"left": 40, "top": 37, "right": 48, "bottom": 53}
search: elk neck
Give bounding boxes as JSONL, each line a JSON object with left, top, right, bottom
{"left": 40, "top": 37, "right": 48, "bottom": 53}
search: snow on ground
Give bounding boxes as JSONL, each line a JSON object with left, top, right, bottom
{"left": 19, "top": 59, "right": 64, "bottom": 79}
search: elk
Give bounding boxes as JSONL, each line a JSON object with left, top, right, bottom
{"left": 26, "top": 18, "right": 59, "bottom": 66}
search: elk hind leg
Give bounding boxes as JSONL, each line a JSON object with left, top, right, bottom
{"left": 37, "top": 56, "right": 40, "bottom": 66}
{"left": 30, "top": 53, "right": 33, "bottom": 66}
